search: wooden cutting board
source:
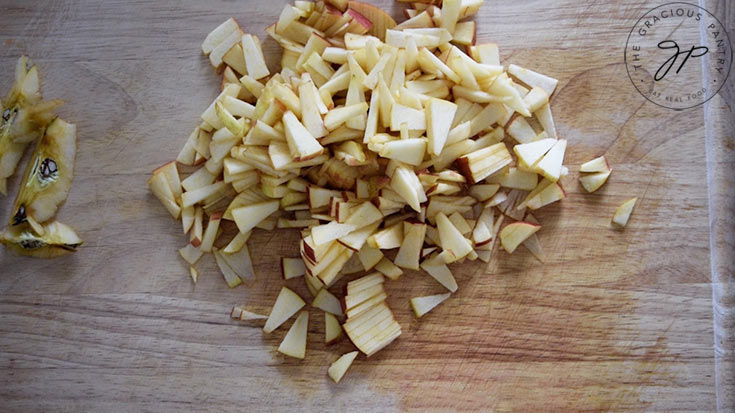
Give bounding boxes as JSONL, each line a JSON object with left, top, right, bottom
{"left": 1, "top": 0, "right": 733, "bottom": 411}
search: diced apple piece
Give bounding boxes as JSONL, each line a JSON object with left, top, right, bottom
{"left": 283, "top": 110, "right": 324, "bottom": 160}
{"left": 508, "top": 64, "right": 558, "bottom": 96}
{"left": 516, "top": 180, "right": 561, "bottom": 210}
{"left": 368, "top": 223, "right": 403, "bottom": 249}
{"left": 200, "top": 212, "right": 222, "bottom": 253}
{"left": 312, "top": 288, "right": 344, "bottom": 317}
{"left": 324, "top": 102, "right": 369, "bottom": 131}
{"left": 374, "top": 257, "right": 403, "bottom": 280}
{"left": 452, "top": 21, "right": 476, "bottom": 46}
{"left": 469, "top": 43, "right": 499, "bottom": 65}
{"left": 328, "top": 351, "right": 359, "bottom": 383}
{"left": 395, "top": 10, "right": 433, "bottom": 29}
{"left": 358, "top": 245, "right": 384, "bottom": 271}
{"left": 426, "top": 98, "right": 457, "bottom": 156}
{"left": 231, "top": 199, "right": 279, "bottom": 234}
{"left": 386, "top": 28, "right": 452, "bottom": 48}
{"left": 580, "top": 155, "right": 610, "bottom": 173}
{"left": 148, "top": 173, "right": 181, "bottom": 218}
{"left": 379, "top": 139, "right": 427, "bottom": 166}
{"left": 456, "top": 142, "right": 512, "bottom": 184}
{"left": 469, "top": 184, "right": 500, "bottom": 201}
{"left": 535, "top": 139, "right": 567, "bottom": 182}
{"left": 420, "top": 255, "right": 458, "bottom": 292}
{"left": 223, "top": 230, "right": 251, "bottom": 254}
{"left": 390, "top": 103, "right": 426, "bottom": 132}
{"left": 390, "top": 166, "right": 424, "bottom": 212}
{"left": 579, "top": 170, "right": 611, "bottom": 193}
{"left": 209, "top": 29, "right": 244, "bottom": 69}
{"left": 241, "top": 34, "right": 270, "bottom": 80}
{"left": 436, "top": 212, "right": 473, "bottom": 262}
{"left": 312, "top": 221, "right": 357, "bottom": 245}
{"left": 612, "top": 197, "right": 637, "bottom": 228}
{"left": 325, "top": 312, "right": 344, "bottom": 344}
{"left": 264, "top": 287, "right": 306, "bottom": 333}
{"left": 440, "top": 0, "right": 461, "bottom": 32}
{"left": 276, "top": 5, "right": 303, "bottom": 34}
{"left": 410, "top": 292, "right": 451, "bottom": 318}
{"left": 506, "top": 116, "right": 537, "bottom": 144}
{"left": 513, "top": 138, "right": 556, "bottom": 167}
{"left": 219, "top": 245, "right": 255, "bottom": 279}
{"left": 488, "top": 167, "right": 538, "bottom": 190}
{"left": 282, "top": 257, "right": 306, "bottom": 279}
{"left": 500, "top": 221, "right": 540, "bottom": 253}
{"left": 278, "top": 311, "right": 308, "bottom": 359}
{"left": 202, "top": 18, "right": 240, "bottom": 55}
{"left": 191, "top": 207, "right": 204, "bottom": 246}
{"left": 155, "top": 161, "right": 183, "bottom": 201}
{"left": 534, "top": 102, "right": 557, "bottom": 139}
{"left": 298, "top": 77, "right": 328, "bottom": 139}
{"left": 487, "top": 73, "right": 530, "bottom": 116}
{"left": 213, "top": 249, "right": 243, "bottom": 288}
{"left": 339, "top": 221, "right": 380, "bottom": 251}
{"left": 179, "top": 243, "right": 203, "bottom": 265}
{"left": 231, "top": 306, "right": 268, "bottom": 321}
{"left": 523, "top": 87, "right": 549, "bottom": 113}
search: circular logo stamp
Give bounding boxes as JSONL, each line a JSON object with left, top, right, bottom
{"left": 625, "top": 2, "right": 732, "bottom": 110}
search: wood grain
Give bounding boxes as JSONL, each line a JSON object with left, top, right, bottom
{"left": 0, "top": 0, "right": 732, "bottom": 411}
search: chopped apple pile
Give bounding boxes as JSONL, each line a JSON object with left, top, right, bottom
{"left": 147, "top": 0, "right": 607, "bottom": 382}
{"left": 0, "top": 57, "right": 82, "bottom": 258}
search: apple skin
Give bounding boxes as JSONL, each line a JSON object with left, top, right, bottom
{"left": 346, "top": 9, "right": 373, "bottom": 31}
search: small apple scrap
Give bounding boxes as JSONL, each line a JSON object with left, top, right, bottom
{"left": 612, "top": 197, "right": 637, "bottom": 228}
{"left": 0, "top": 57, "right": 82, "bottom": 258}
{"left": 147, "top": 0, "right": 594, "bottom": 382}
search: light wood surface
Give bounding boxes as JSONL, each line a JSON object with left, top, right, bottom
{"left": 1, "top": 0, "right": 733, "bottom": 411}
